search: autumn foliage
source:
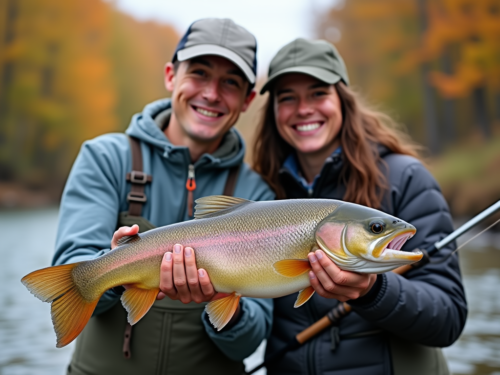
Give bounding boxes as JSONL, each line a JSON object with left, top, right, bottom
{"left": 0, "top": 0, "right": 178, "bottom": 193}
{"left": 317, "top": 0, "right": 500, "bottom": 149}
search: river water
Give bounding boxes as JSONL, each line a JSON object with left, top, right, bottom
{"left": 0, "top": 208, "right": 499, "bottom": 375}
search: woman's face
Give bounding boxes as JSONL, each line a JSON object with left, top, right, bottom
{"left": 273, "top": 73, "right": 343, "bottom": 156}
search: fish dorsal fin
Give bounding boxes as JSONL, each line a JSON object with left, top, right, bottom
{"left": 121, "top": 286, "right": 160, "bottom": 325}
{"left": 194, "top": 195, "right": 252, "bottom": 219}
{"left": 116, "top": 234, "right": 141, "bottom": 247}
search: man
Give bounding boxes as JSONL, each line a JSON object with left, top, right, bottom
{"left": 53, "top": 18, "right": 274, "bottom": 375}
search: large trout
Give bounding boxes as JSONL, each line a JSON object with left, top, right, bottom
{"left": 22, "top": 196, "right": 422, "bottom": 347}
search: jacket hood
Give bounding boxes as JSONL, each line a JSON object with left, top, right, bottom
{"left": 125, "top": 98, "right": 245, "bottom": 168}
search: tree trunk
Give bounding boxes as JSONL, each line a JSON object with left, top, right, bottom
{"left": 417, "top": 0, "right": 440, "bottom": 154}
{"left": 472, "top": 86, "right": 491, "bottom": 138}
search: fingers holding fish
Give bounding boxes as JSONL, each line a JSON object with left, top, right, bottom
{"left": 308, "top": 250, "right": 377, "bottom": 301}
{"left": 171, "top": 244, "right": 191, "bottom": 303}
{"left": 198, "top": 269, "right": 216, "bottom": 299}
{"left": 184, "top": 247, "right": 205, "bottom": 303}
{"left": 159, "top": 251, "right": 179, "bottom": 300}
{"left": 111, "top": 225, "right": 139, "bottom": 249}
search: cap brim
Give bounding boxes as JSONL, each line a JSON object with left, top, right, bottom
{"left": 177, "top": 44, "right": 255, "bottom": 84}
{"left": 260, "top": 66, "right": 342, "bottom": 94}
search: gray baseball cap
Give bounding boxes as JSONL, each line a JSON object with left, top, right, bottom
{"left": 260, "top": 38, "right": 349, "bottom": 94}
{"left": 172, "top": 18, "right": 257, "bottom": 84}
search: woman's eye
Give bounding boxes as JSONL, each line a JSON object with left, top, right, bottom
{"left": 278, "top": 96, "right": 293, "bottom": 103}
{"left": 370, "top": 222, "right": 384, "bottom": 234}
{"left": 312, "top": 91, "right": 327, "bottom": 97}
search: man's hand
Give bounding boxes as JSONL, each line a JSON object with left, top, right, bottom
{"left": 111, "top": 226, "right": 225, "bottom": 303}
{"left": 158, "top": 244, "right": 228, "bottom": 303}
{"left": 111, "top": 224, "right": 139, "bottom": 249}
{"left": 308, "top": 250, "right": 377, "bottom": 302}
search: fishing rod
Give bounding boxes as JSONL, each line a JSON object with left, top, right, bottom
{"left": 245, "top": 199, "right": 500, "bottom": 375}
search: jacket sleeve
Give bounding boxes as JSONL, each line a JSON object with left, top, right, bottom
{"left": 349, "top": 159, "right": 467, "bottom": 347}
{"left": 52, "top": 136, "right": 127, "bottom": 315}
{"left": 202, "top": 298, "right": 274, "bottom": 361}
{"left": 202, "top": 164, "right": 276, "bottom": 360}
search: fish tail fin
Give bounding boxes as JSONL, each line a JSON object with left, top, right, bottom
{"left": 21, "top": 263, "right": 99, "bottom": 347}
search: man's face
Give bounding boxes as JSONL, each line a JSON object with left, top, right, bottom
{"left": 165, "top": 55, "right": 255, "bottom": 144}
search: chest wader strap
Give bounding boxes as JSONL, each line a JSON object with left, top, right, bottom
{"left": 126, "top": 136, "right": 152, "bottom": 217}
{"left": 121, "top": 140, "right": 240, "bottom": 359}
{"left": 122, "top": 135, "right": 152, "bottom": 359}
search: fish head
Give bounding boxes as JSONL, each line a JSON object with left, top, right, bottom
{"left": 315, "top": 203, "right": 422, "bottom": 273}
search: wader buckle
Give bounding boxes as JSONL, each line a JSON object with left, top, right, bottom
{"left": 127, "top": 192, "right": 147, "bottom": 203}
{"left": 129, "top": 171, "right": 148, "bottom": 184}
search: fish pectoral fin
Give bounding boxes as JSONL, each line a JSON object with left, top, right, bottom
{"left": 273, "top": 259, "right": 311, "bottom": 277}
{"left": 194, "top": 195, "right": 252, "bottom": 219}
{"left": 206, "top": 292, "right": 241, "bottom": 331}
{"left": 121, "top": 287, "right": 159, "bottom": 325}
{"left": 116, "top": 234, "right": 140, "bottom": 246}
{"left": 294, "top": 286, "right": 315, "bottom": 308}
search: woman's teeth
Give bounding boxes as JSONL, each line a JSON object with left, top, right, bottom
{"left": 296, "top": 123, "right": 321, "bottom": 132}
{"left": 195, "top": 107, "right": 219, "bottom": 118}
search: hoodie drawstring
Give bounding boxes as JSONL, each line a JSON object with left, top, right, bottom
{"left": 186, "top": 164, "right": 196, "bottom": 218}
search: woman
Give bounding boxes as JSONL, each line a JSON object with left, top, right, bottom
{"left": 251, "top": 38, "right": 467, "bottom": 375}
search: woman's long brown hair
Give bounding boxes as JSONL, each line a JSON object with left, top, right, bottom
{"left": 252, "top": 82, "right": 421, "bottom": 208}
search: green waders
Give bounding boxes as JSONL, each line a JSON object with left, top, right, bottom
{"left": 67, "top": 136, "right": 244, "bottom": 375}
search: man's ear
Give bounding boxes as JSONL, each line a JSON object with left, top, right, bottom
{"left": 241, "top": 90, "right": 257, "bottom": 113}
{"left": 164, "top": 62, "right": 175, "bottom": 92}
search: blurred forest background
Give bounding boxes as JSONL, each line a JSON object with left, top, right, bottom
{"left": 0, "top": 0, "right": 499, "bottom": 217}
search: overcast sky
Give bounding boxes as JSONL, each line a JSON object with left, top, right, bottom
{"left": 113, "top": 0, "right": 339, "bottom": 76}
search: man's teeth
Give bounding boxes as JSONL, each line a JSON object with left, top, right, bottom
{"left": 296, "top": 123, "right": 321, "bottom": 132}
{"left": 196, "top": 107, "right": 219, "bottom": 117}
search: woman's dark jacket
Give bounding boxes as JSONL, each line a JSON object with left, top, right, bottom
{"left": 265, "top": 148, "right": 467, "bottom": 375}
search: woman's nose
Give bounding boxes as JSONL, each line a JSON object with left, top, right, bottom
{"left": 297, "top": 98, "right": 314, "bottom": 116}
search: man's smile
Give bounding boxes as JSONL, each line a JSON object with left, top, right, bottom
{"left": 191, "top": 105, "right": 225, "bottom": 119}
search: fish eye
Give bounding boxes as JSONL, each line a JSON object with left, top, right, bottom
{"left": 370, "top": 222, "right": 385, "bottom": 234}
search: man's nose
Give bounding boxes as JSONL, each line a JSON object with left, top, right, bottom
{"left": 202, "top": 79, "right": 221, "bottom": 103}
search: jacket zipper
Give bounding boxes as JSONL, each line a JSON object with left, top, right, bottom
{"left": 185, "top": 164, "right": 196, "bottom": 218}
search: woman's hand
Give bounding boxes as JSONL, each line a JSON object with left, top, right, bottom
{"left": 308, "top": 250, "right": 377, "bottom": 302}
{"left": 111, "top": 226, "right": 226, "bottom": 303}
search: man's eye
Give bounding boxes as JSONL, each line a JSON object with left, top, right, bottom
{"left": 192, "top": 69, "right": 206, "bottom": 76}
{"left": 225, "top": 78, "right": 240, "bottom": 87}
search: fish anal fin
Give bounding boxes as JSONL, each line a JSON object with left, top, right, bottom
{"left": 273, "top": 259, "right": 311, "bottom": 278}
{"left": 121, "top": 287, "right": 159, "bottom": 325}
{"left": 21, "top": 262, "right": 99, "bottom": 348}
{"left": 116, "top": 234, "right": 140, "bottom": 247}
{"left": 206, "top": 292, "right": 241, "bottom": 331}
{"left": 294, "top": 286, "right": 315, "bottom": 308}
{"left": 194, "top": 195, "right": 252, "bottom": 219}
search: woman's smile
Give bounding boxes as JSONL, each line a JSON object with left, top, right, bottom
{"left": 292, "top": 121, "right": 325, "bottom": 135}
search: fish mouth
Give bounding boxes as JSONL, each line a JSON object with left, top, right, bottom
{"left": 373, "top": 228, "right": 422, "bottom": 262}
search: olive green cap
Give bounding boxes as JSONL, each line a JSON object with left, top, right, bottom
{"left": 260, "top": 38, "right": 349, "bottom": 94}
